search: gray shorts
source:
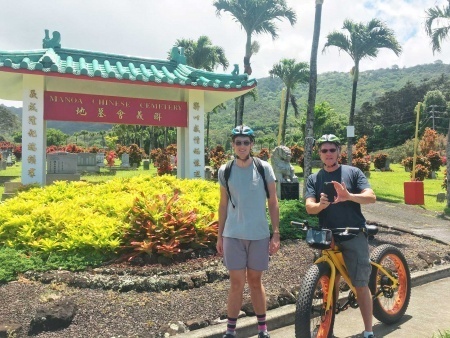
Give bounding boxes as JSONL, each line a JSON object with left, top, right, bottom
{"left": 222, "top": 237, "right": 270, "bottom": 271}
{"left": 339, "top": 232, "right": 371, "bottom": 287}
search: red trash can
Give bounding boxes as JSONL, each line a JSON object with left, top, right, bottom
{"left": 404, "top": 181, "right": 424, "bottom": 205}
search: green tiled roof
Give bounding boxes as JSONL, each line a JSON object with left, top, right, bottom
{"left": 0, "top": 30, "right": 256, "bottom": 90}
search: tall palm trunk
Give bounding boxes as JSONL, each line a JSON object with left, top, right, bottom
{"left": 447, "top": 117, "right": 450, "bottom": 207}
{"left": 281, "top": 87, "right": 291, "bottom": 145}
{"left": 347, "top": 62, "right": 359, "bottom": 166}
{"left": 304, "top": 0, "right": 324, "bottom": 198}
{"left": 237, "top": 32, "right": 253, "bottom": 125}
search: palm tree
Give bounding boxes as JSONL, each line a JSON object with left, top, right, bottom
{"left": 206, "top": 104, "right": 226, "bottom": 149}
{"left": 172, "top": 36, "right": 229, "bottom": 71}
{"left": 425, "top": 0, "right": 450, "bottom": 207}
{"left": 213, "top": 0, "right": 297, "bottom": 125}
{"left": 323, "top": 19, "right": 402, "bottom": 165}
{"left": 269, "top": 58, "right": 309, "bottom": 145}
{"left": 425, "top": 0, "right": 450, "bottom": 54}
{"left": 304, "top": 0, "right": 324, "bottom": 198}
{"left": 234, "top": 88, "right": 258, "bottom": 126}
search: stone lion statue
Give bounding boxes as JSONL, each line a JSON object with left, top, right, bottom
{"left": 271, "top": 146, "right": 298, "bottom": 183}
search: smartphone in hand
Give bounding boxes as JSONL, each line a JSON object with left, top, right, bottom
{"left": 323, "top": 182, "right": 337, "bottom": 203}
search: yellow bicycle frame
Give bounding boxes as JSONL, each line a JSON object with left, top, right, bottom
{"left": 314, "top": 246, "right": 400, "bottom": 312}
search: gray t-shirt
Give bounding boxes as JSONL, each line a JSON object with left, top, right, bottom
{"left": 218, "top": 159, "right": 276, "bottom": 240}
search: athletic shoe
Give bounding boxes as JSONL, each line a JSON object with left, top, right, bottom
{"left": 258, "top": 332, "right": 270, "bottom": 338}
{"left": 223, "top": 334, "right": 235, "bottom": 338}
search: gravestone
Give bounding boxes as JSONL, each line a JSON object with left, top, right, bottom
{"left": 96, "top": 153, "right": 105, "bottom": 167}
{"left": 436, "top": 192, "right": 446, "bottom": 202}
{"left": 0, "top": 160, "right": 6, "bottom": 170}
{"left": 1, "top": 182, "right": 24, "bottom": 200}
{"left": 121, "top": 153, "right": 130, "bottom": 168}
{"left": 143, "top": 159, "right": 150, "bottom": 170}
{"left": 77, "top": 153, "right": 100, "bottom": 173}
{"left": 6, "top": 154, "right": 15, "bottom": 166}
{"left": 46, "top": 152, "right": 80, "bottom": 185}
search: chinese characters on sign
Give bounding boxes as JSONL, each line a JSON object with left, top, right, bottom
{"left": 44, "top": 92, "right": 188, "bottom": 127}
{"left": 27, "top": 90, "right": 38, "bottom": 178}
{"left": 192, "top": 109, "right": 203, "bottom": 178}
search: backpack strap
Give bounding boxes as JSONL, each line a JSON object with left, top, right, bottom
{"left": 224, "top": 160, "right": 235, "bottom": 208}
{"left": 253, "top": 157, "right": 270, "bottom": 199}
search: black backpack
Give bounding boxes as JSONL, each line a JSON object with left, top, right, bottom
{"left": 224, "top": 157, "right": 269, "bottom": 208}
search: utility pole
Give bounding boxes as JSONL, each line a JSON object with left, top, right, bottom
{"left": 429, "top": 105, "right": 436, "bottom": 130}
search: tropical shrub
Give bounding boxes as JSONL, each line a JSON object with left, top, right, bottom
{"left": 65, "top": 143, "right": 84, "bottom": 153}
{"left": 412, "top": 164, "right": 429, "bottom": 181}
{"left": 0, "top": 176, "right": 220, "bottom": 280}
{"left": 122, "top": 191, "right": 218, "bottom": 259}
{"left": 352, "top": 136, "right": 371, "bottom": 172}
{"left": 401, "top": 156, "right": 431, "bottom": 172}
{"left": 426, "top": 150, "right": 443, "bottom": 172}
{"left": 128, "top": 144, "right": 145, "bottom": 168}
{"left": 373, "top": 153, "right": 389, "bottom": 170}
{"left": 419, "top": 127, "right": 439, "bottom": 156}
{"left": 290, "top": 145, "right": 304, "bottom": 163}
{"left": 150, "top": 148, "right": 162, "bottom": 166}
{"left": 165, "top": 144, "right": 177, "bottom": 157}
{"left": 209, "top": 145, "right": 228, "bottom": 178}
{"left": 257, "top": 148, "right": 270, "bottom": 161}
{"left": 155, "top": 153, "right": 173, "bottom": 175}
{"left": 13, "top": 145, "right": 22, "bottom": 161}
{"left": 105, "top": 151, "right": 116, "bottom": 167}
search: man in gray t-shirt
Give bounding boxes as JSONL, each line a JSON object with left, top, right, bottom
{"left": 305, "top": 134, "right": 377, "bottom": 338}
{"left": 216, "top": 125, "right": 280, "bottom": 338}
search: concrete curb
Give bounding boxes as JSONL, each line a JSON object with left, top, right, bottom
{"left": 177, "top": 264, "right": 450, "bottom": 338}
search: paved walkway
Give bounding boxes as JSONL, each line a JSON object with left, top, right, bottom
{"left": 362, "top": 200, "right": 450, "bottom": 245}
{"left": 270, "top": 275, "right": 450, "bottom": 338}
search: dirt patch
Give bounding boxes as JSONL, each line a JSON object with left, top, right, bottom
{"left": 0, "top": 226, "right": 449, "bottom": 338}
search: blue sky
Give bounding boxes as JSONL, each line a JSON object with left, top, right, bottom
{"left": 1, "top": 0, "right": 449, "bottom": 107}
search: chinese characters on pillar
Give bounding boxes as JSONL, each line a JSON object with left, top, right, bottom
{"left": 192, "top": 102, "right": 202, "bottom": 178}
{"left": 27, "top": 90, "right": 38, "bottom": 178}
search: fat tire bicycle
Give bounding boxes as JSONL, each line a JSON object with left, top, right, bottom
{"left": 292, "top": 221, "right": 411, "bottom": 338}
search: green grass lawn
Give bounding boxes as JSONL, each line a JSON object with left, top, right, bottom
{"left": 294, "top": 163, "right": 447, "bottom": 213}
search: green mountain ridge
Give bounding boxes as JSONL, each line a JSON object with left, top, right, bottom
{"left": 2, "top": 62, "right": 449, "bottom": 146}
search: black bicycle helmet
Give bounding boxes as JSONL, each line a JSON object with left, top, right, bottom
{"left": 316, "top": 134, "right": 341, "bottom": 147}
{"left": 231, "top": 125, "right": 255, "bottom": 141}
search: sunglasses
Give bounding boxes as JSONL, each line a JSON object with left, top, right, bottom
{"left": 320, "top": 148, "right": 337, "bottom": 154}
{"left": 234, "top": 141, "right": 251, "bottom": 146}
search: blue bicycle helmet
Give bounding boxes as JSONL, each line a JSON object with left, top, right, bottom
{"left": 231, "top": 125, "right": 255, "bottom": 141}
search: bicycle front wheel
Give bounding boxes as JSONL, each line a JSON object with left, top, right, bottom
{"left": 369, "top": 244, "right": 411, "bottom": 324}
{"left": 295, "top": 262, "right": 335, "bottom": 338}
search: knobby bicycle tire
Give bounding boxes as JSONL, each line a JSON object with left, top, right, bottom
{"left": 369, "top": 244, "right": 411, "bottom": 324}
{"left": 295, "top": 262, "right": 335, "bottom": 338}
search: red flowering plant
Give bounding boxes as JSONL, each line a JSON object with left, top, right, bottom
{"left": 105, "top": 151, "right": 117, "bottom": 167}
{"left": 12, "top": 145, "right": 22, "bottom": 161}
{"left": 65, "top": 144, "right": 84, "bottom": 153}
{"left": 155, "top": 152, "right": 173, "bottom": 175}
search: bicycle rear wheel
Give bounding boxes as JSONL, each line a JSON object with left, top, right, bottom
{"left": 369, "top": 244, "right": 411, "bottom": 324}
{"left": 295, "top": 262, "right": 335, "bottom": 338}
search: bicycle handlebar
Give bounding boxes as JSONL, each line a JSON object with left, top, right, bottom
{"left": 290, "top": 221, "right": 376, "bottom": 236}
